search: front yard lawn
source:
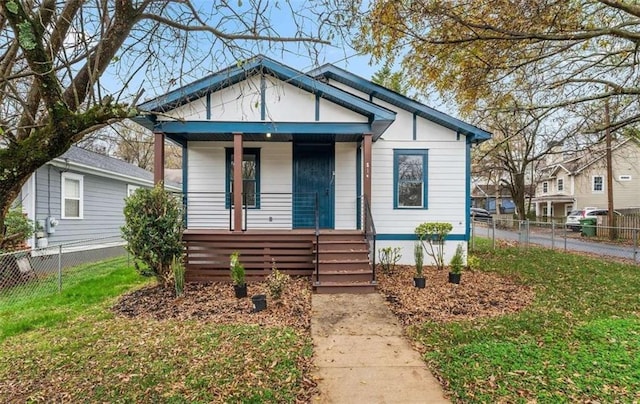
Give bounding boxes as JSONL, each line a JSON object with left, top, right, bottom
{"left": 0, "top": 257, "right": 315, "bottom": 402}
{"left": 403, "top": 239, "right": 640, "bottom": 403}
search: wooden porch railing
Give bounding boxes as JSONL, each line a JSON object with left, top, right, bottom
{"left": 363, "top": 196, "right": 377, "bottom": 283}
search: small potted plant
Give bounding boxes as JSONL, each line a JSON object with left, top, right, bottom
{"left": 413, "top": 241, "right": 425, "bottom": 288}
{"left": 230, "top": 251, "right": 247, "bottom": 298}
{"left": 448, "top": 244, "right": 464, "bottom": 284}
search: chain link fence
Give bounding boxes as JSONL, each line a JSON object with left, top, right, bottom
{"left": 471, "top": 218, "right": 640, "bottom": 263}
{"left": 0, "top": 236, "right": 128, "bottom": 305}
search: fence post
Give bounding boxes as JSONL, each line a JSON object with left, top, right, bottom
{"left": 634, "top": 229, "right": 638, "bottom": 262}
{"left": 492, "top": 218, "right": 496, "bottom": 250}
{"left": 551, "top": 221, "right": 555, "bottom": 250}
{"left": 58, "top": 244, "right": 62, "bottom": 292}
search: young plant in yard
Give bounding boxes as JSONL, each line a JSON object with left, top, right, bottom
{"left": 413, "top": 241, "right": 425, "bottom": 288}
{"left": 378, "top": 247, "right": 402, "bottom": 274}
{"left": 0, "top": 207, "right": 34, "bottom": 252}
{"left": 467, "top": 254, "right": 480, "bottom": 271}
{"left": 230, "top": 252, "right": 247, "bottom": 298}
{"left": 266, "top": 262, "right": 290, "bottom": 300}
{"left": 121, "top": 183, "right": 184, "bottom": 287}
{"left": 448, "top": 243, "right": 465, "bottom": 284}
{"left": 172, "top": 255, "right": 186, "bottom": 297}
{"left": 415, "top": 222, "right": 452, "bottom": 271}
{"left": 449, "top": 244, "right": 465, "bottom": 275}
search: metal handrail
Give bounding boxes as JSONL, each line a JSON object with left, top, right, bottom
{"left": 314, "top": 192, "right": 320, "bottom": 284}
{"left": 363, "top": 196, "right": 377, "bottom": 282}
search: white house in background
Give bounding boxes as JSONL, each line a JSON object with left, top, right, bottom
{"left": 134, "top": 56, "right": 491, "bottom": 293}
{"left": 16, "top": 146, "right": 180, "bottom": 248}
{"left": 532, "top": 138, "right": 640, "bottom": 218}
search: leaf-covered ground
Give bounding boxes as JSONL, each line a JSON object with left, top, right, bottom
{"left": 113, "top": 278, "right": 312, "bottom": 333}
{"left": 377, "top": 264, "right": 535, "bottom": 326}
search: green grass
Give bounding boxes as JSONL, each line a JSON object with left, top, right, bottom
{"left": 411, "top": 238, "right": 640, "bottom": 403}
{"left": 0, "top": 257, "right": 312, "bottom": 402}
{"left": 0, "top": 256, "right": 149, "bottom": 341}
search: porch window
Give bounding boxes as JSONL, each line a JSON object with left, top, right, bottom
{"left": 557, "top": 178, "right": 564, "bottom": 192}
{"left": 592, "top": 175, "right": 604, "bottom": 192}
{"left": 61, "top": 172, "right": 83, "bottom": 219}
{"left": 393, "top": 149, "right": 428, "bottom": 209}
{"left": 226, "top": 148, "right": 260, "bottom": 208}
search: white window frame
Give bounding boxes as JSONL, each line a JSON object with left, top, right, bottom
{"left": 61, "top": 172, "right": 84, "bottom": 219}
{"left": 557, "top": 178, "right": 564, "bottom": 192}
{"left": 592, "top": 175, "right": 604, "bottom": 193}
{"left": 542, "top": 182, "right": 548, "bottom": 193}
{"left": 127, "top": 184, "right": 140, "bottom": 197}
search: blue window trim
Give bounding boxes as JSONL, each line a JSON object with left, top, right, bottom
{"left": 225, "top": 148, "right": 261, "bottom": 209}
{"left": 393, "top": 149, "right": 428, "bottom": 210}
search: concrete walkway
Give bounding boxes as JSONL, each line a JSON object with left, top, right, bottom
{"left": 311, "top": 293, "right": 449, "bottom": 403}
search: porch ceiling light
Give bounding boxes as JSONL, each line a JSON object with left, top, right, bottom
{"left": 266, "top": 132, "right": 272, "bottom": 138}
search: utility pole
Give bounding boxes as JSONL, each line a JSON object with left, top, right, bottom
{"left": 605, "top": 98, "right": 617, "bottom": 240}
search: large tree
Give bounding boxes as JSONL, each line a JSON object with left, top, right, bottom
{"left": 354, "top": 0, "right": 640, "bottom": 220}
{"left": 357, "top": 0, "right": 640, "bottom": 129}
{"left": 0, "top": 0, "right": 331, "bottom": 248}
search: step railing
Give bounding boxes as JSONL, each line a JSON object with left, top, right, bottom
{"left": 363, "top": 196, "right": 377, "bottom": 283}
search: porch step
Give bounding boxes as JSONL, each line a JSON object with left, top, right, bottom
{"left": 316, "top": 259, "right": 371, "bottom": 271}
{"left": 313, "top": 280, "right": 377, "bottom": 294}
{"left": 314, "top": 268, "right": 374, "bottom": 282}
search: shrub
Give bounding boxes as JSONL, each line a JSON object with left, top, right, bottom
{"left": 414, "top": 241, "right": 424, "bottom": 278}
{"left": 415, "top": 222, "right": 452, "bottom": 271}
{"left": 172, "top": 255, "right": 186, "bottom": 297}
{"left": 449, "top": 244, "right": 465, "bottom": 274}
{"left": 229, "top": 251, "right": 245, "bottom": 286}
{"left": 121, "top": 183, "right": 184, "bottom": 287}
{"left": 467, "top": 254, "right": 480, "bottom": 271}
{"left": 266, "top": 263, "right": 289, "bottom": 300}
{"left": 378, "top": 246, "right": 402, "bottom": 274}
{"left": 1, "top": 207, "right": 34, "bottom": 252}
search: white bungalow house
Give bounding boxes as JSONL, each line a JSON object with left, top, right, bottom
{"left": 134, "top": 56, "right": 491, "bottom": 292}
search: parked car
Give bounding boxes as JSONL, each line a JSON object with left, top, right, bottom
{"left": 566, "top": 208, "right": 622, "bottom": 231}
{"left": 471, "top": 207, "right": 493, "bottom": 222}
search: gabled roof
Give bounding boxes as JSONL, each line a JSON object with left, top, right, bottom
{"left": 309, "top": 64, "right": 492, "bottom": 143}
{"left": 137, "top": 55, "right": 396, "bottom": 139}
{"left": 49, "top": 146, "right": 180, "bottom": 190}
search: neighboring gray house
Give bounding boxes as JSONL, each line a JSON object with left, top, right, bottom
{"left": 16, "top": 146, "right": 179, "bottom": 248}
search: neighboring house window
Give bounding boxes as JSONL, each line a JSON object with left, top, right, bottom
{"left": 592, "top": 176, "right": 604, "bottom": 192}
{"left": 61, "top": 172, "right": 83, "bottom": 219}
{"left": 557, "top": 178, "right": 564, "bottom": 192}
{"left": 542, "top": 182, "right": 548, "bottom": 193}
{"left": 127, "top": 185, "right": 140, "bottom": 197}
{"left": 394, "top": 149, "right": 428, "bottom": 209}
{"left": 226, "top": 148, "right": 260, "bottom": 208}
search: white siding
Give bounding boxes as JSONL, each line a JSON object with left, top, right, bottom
{"left": 263, "top": 77, "right": 315, "bottom": 122}
{"left": 335, "top": 143, "right": 357, "bottom": 229}
{"left": 376, "top": 239, "right": 467, "bottom": 266}
{"left": 161, "top": 97, "right": 207, "bottom": 120}
{"left": 319, "top": 98, "right": 368, "bottom": 122}
{"left": 211, "top": 76, "right": 262, "bottom": 121}
{"left": 370, "top": 115, "right": 467, "bottom": 243}
{"left": 187, "top": 141, "right": 293, "bottom": 229}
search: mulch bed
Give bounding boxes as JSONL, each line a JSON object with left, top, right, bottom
{"left": 377, "top": 265, "right": 535, "bottom": 326}
{"left": 112, "top": 277, "right": 313, "bottom": 333}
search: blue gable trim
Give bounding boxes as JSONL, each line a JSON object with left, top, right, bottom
{"left": 309, "top": 64, "right": 492, "bottom": 143}
{"left": 152, "top": 121, "right": 374, "bottom": 136}
{"left": 138, "top": 55, "right": 396, "bottom": 138}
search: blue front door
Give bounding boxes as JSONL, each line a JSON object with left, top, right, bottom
{"left": 293, "top": 143, "right": 335, "bottom": 228}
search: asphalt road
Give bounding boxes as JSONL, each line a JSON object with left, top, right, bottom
{"left": 472, "top": 222, "right": 640, "bottom": 262}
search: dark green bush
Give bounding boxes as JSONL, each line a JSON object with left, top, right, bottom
{"left": 1, "top": 207, "right": 34, "bottom": 252}
{"left": 121, "top": 184, "right": 183, "bottom": 286}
